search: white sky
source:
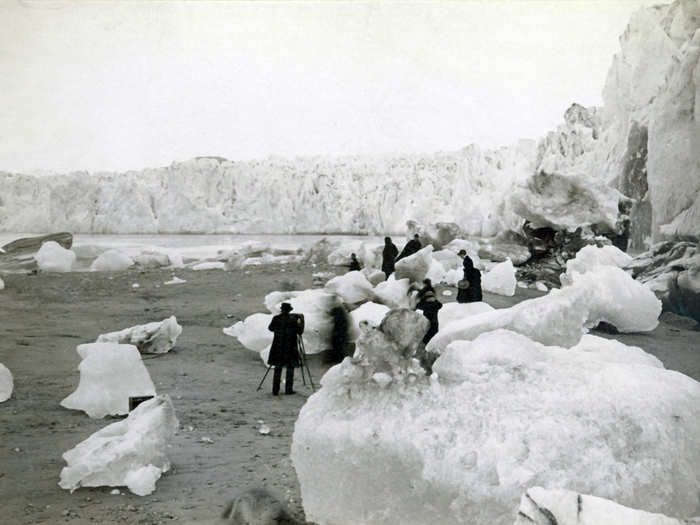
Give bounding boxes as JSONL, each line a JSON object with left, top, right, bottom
{"left": 0, "top": 0, "right": 652, "bottom": 174}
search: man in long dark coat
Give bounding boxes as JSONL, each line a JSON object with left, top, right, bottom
{"left": 457, "top": 255, "right": 483, "bottom": 303}
{"left": 396, "top": 234, "right": 422, "bottom": 262}
{"left": 267, "top": 302, "right": 304, "bottom": 395}
{"left": 381, "top": 237, "right": 399, "bottom": 278}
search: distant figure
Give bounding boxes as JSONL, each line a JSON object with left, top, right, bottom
{"left": 457, "top": 255, "right": 482, "bottom": 303}
{"left": 457, "top": 249, "right": 467, "bottom": 259}
{"left": 326, "top": 304, "right": 351, "bottom": 364}
{"left": 267, "top": 303, "right": 304, "bottom": 395}
{"left": 416, "top": 290, "right": 443, "bottom": 344}
{"left": 418, "top": 278, "right": 435, "bottom": 299}
{"left": 219, "top": 487, "right": 299, "bottom": 525}
{"left": 347, "top": 253, "right": 362, "bottom": 272}
{"left": 396, "top": 234, "right": 422, "bottom": 261}
{"left": 381, "top": 236, "right": 399, "bottom": 278}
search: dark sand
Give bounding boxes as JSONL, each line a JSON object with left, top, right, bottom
{"left": 1, "top": 265, "right": 698, "bottom": 524}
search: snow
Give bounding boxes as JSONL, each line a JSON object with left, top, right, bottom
{"left": 0, "top": 363, "right": 13, "bottom": 402}
{"left": 34, "top": 241, "right": 76, "bottom": 272}
{"left": 59, "top": 395, "right": 178, "bottom": 496}
{"left": 324, "top": 271, "right": 375, "bottom": 304}
{"left": 96, "top": 316, "right": 182, "bottom": 354}
{"left": 372, "top": 276, "right": 411, "bottom": 309}
{"left": 561, "top": 244, "right": 632, "bottom": 285}
{"left": 164, "top": 276, "right": 186, "bottom": 285}
{"left": 90, "top": 249, "right": 134, "bottom": 272}
{"left": 223, "top": 313, "right": 273, "bottom": 353}
{"left": 292, "top": 328, "right": 700, "bottom": 525}
{"left": 482, "top": 259, "right": 516, "bottom": 296}
{"left": 515, "top": 487, "right": 692, "bottom": 525}
{"left": 192, "top": 261, "right": 225, "bottom": 271}
{"left": 428, "top": 265, "right": 661, "bottom": 353}
{"left": 394, "top": 245, "right": 433, "bottom": 283}
{"left": 60, "top": 343, "right": 156, "bottom": 418}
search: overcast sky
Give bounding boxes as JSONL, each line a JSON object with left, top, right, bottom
{"left": 0, "top": 0, "right": 652, "bottom": 174}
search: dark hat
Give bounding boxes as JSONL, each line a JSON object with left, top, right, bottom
{"left": 280, "top": 302, "right": 293, "bottom": 312}
{"left": 457, "top": 249, "right": 467, "bottom": 256}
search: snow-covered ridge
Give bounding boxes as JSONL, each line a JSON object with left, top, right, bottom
{"left": 1, "top": 1, "right": 697, "bottom": 243}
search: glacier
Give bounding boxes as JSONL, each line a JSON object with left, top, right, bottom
{"left": 1, "top": 1, "right": 698, "bottom": 247}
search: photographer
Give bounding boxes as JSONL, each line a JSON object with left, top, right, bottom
{"left": 267, "top": 303, "right": 305, "bottom": 396}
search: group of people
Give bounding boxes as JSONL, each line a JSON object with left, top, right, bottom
{"left": 266, "top": 236, "right": 485, "bottom": 395}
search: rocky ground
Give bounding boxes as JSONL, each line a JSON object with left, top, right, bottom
{"left": 0, "top": 264, "right": 698, "bottom": 525}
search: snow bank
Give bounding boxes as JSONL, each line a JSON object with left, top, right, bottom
{"left": 90, "top": 249, "right": 134, "bottom": 272}
{"left": 394, "top": 245, "right": 433, "bottom": 283}
{"left": 61, "top": 343, "right": 156, "bottom": 418}
{"left": 223, "top": 313, "right": 273, "bottom": 353}
{"left": 324, "top": 271, "right": 375, "bottom": 304}
{"left": 515, "top": 487, "right": 693, "bottom": 525}
{"left": 97, "top": 316, "right": 182, "bottom": 354}
{"left": 59, "top": 395, "right": 178, "bottom": 496}
{"left": 482, "top": 259, "right": 516, "bottom": 296}
{"left": 293, "top": 329, "right": 700, "bottom": 525}
{"left": 0, "top": 363, "right": 13, "bottom": 402}
{"left": 428, "top": 265, "right": 661, "bottom": 353}
{"left": 35, "top": 241, "right": 76, "bottom": 272}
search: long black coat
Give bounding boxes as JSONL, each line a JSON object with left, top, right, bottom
{"left": 267, "top": 313, "right": 304, "bottom": 367}
{"left": 416, "top": 297, "right": 443, "bottom": 343}
{"left": 457, "top": 268, "right": 483, "bottom": 303}
{"left": 396, "top": 239, "right": 421, "bottom": 261}
{"left": 381, "top": 242, "right": 399, "bottom": 275}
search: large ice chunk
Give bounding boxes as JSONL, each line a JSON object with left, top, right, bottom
{"left": 0, "top": 363, "right": 13, "bottom": 402}
{"left": 293, "top": 329, "right": 700, "bottom": 525}
{"left": 514, "top": 487, "right": 693, "bottom": 525}
{"left": 348, "top": 302, "right": 390, "bottom": 341}
{"left": 192, "top": 261, "right": 225, "bottom": 271}
{"left": 561, "top": 244, "right": 633, "bottom": 285}
{"left": 324, "top": 271, "right": 375, "bottom": 305}
{"left": 482, "top": 259, "right": 517, "bottom": 296}
{"left": 35, "top": 241, "right": 76, "bottom": 272}
{"left": 59, "top": 395, "right": 178, "bottom": 496}
{"left": 60, "top": 343, "right": 156, "bottom": 418}
{"left": 96, "top": 316, "right": 182, "bottom": 354}
{"left": 428, "top": 265, "right": 661, "bottom": 353}
{"left": 373, "top": 277, "right": 411, "bottom": 309}
{"left": 0, "top": 276, "right": 4, "bottom": 290}
{"left": 223, "top": 312, "right": 274, "bottom": 352}
{"left": 90, "top": 249, "right": 134, "bottom": 272}
{"left": 437, "top": 302, "right": 495, "bottom": 330}
{"left": 394, "top": 246, "right": 433, "bottom": 283}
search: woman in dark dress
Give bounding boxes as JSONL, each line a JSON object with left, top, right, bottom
{"left": 416, "top": 290, "right": 443, "bottom": 344}
{"left": 457, "top": 255, "right": 482, "bottom": 303}
{"left": 381, "top": 237, "right": 399, "bottom": 278}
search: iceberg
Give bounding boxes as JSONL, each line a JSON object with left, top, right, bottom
{"left": 348, "top": 302, "right": 390, "bottom": 341}
{"left": 60, "top": 343, "right": 156, "bottom": 418}
{"left": 324, "top": 271, "right": 375, "bottom": 305}
{"left": 560, "top": 244, "right": 632, "bottom": 285}
{"left": 372, "top": 276, "right": 411, "bottom": 309}
{"left": 292, "top": 329, "right": 700, "bottom": 525}
{"left": 437, "top": 302, "right": 495, "bottom": 330}
{"left": 223, "top": 312, "right": 274, "bottom": 353}
{"left": 482, "top": 259, "right": 516, "bottom": 296}
{"left": 0, "top": 363, "right": 13, "bottom": 402}
{"left": 514, "top": 487, "right": 695, "bottom": 525}
{"left": 34, "top": 241, "right": 76, "bottom": 273}
{"left": 0, "top": 276, "right": 4, "bottom": 291}
{"left": 90, "top": 249, "right": 134, "bottom": 272}
{"left": 59, "top": 395, "right": 178, "bottom": 496}
{"left": 394, "top": 245, "right": 433, "bottom": 283}
{"left": 428, "top": 264, "right": 660, "bottom": 353}
{"left": 96, "top": 316, "right": 182, "bottom": 354}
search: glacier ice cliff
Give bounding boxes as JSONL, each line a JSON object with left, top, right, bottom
{"left": 0, "top": 1, "right": 697, "bottom": 245}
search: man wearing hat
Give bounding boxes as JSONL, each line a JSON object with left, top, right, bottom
{"left": 267, "top": 302, "right": 305, "bottom": 395}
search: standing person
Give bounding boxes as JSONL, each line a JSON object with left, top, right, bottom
{"left": 457, "top": 255, "right": 483, "bottom": 303}
{"left": 416, "top": 290, "right": 442, "bottom": 344}
{"left": 347, "top": 253, "right": 362, "bottom": 272}
{"left": 396, "top": 234, "right": 422, "bottom": 262}
{"left": 381, "top": 237, "right": 399, "bottom": 278}
{"left": 267, "top": 303, "right": 304, "bottom": 395}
